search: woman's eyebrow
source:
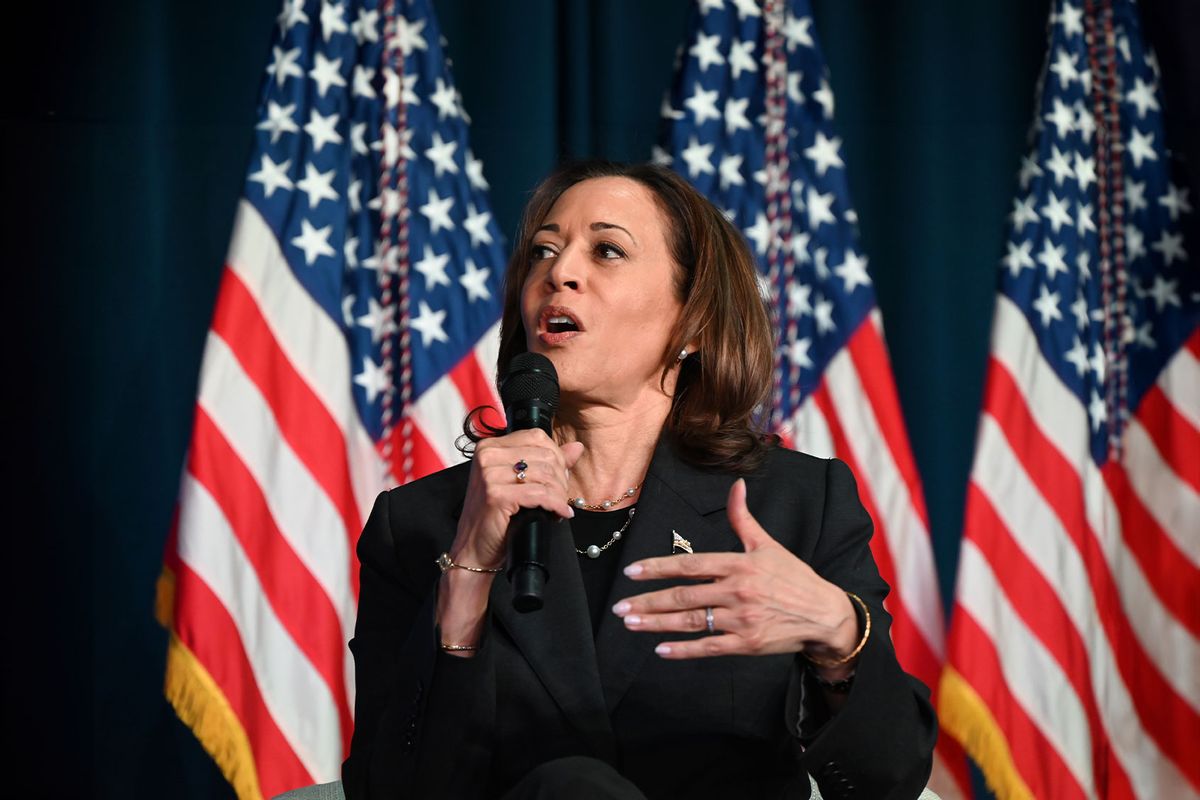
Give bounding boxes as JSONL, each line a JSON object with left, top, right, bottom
{"left": 591, "top": 221, "right": 637, "bottom": 246}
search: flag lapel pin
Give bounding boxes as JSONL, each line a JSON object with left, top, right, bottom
{"left": 671, "top": 530, "right": 693, "bottom": 554}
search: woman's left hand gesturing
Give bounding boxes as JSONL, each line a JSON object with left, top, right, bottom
{"left": 612, "top": 478, "right": 862, "bottom": 670}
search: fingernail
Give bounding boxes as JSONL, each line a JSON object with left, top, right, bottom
{"left": 612, "top": 601, "right": 631, "bottom": 615}
{"left": 655, "top": 644, "right": 672, "bottom": 656}
{"left": 567, "top": 507, "right": 575, "bottom": 519}
{"left": 623, "top": 564, "right": 643, "bottom": 577}
{"left": 624, "top": 615, "right": 641, "bottom": 627}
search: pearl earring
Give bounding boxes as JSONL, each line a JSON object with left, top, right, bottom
{"left": 678, "top": 349, "right": 688, "bottom": 361}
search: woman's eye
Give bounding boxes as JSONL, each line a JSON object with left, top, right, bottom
{"left": 530, "top": 243, "right": 556, "bottom": 261}
{"left": 595, "top": 242, "right": 626, "bottom": 259}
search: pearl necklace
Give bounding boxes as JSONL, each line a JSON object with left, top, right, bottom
{"left": 575, "top": 507, "right": 636, "bottom": 559}
{"left": 569, "top": 484, "right": 641, "bottom": 510}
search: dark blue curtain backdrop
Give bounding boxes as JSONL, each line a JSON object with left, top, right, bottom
{"left": 24, "top": 0, "right": 1198, "bottom": 796}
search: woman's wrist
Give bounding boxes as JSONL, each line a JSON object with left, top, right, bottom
{"left": 435, "top": 568, "right": 494, "bottom": 657}
{"left": 802, "top": 590, "right": 869, "bottom": 678}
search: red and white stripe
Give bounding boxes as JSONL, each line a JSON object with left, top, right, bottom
{"left": 944, "top": 294, "right": 1199, "bottom": 799}
{"left": 783, "top": 310, "right": 970, "bottom": 799}
{"left": 163, "top": 201, "right": 500, "bottom": 798}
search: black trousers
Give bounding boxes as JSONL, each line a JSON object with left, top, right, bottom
{"left": 500, "top": 757, "right": 648, "bottom": 800}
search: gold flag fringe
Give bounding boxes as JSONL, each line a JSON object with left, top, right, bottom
{"left": 157, "top": 567, "right": 263, "bottom": 800}
{"left": 938, "top": 667, "right": 1034, "bottom": 800}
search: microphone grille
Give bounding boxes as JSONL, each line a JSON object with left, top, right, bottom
{"left": 500, "top": 352, "right": 560, "bottom": 413}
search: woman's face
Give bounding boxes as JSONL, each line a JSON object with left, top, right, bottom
{"left": 521, "top": 176, "right": 685, "bottom": 408}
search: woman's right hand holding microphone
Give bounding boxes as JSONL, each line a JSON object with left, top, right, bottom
{"left": 435, "top": 430, "right": 584, "bottom": 656}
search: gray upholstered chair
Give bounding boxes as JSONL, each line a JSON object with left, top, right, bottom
{"left": 271, "top": 776, "right": 942, "bottom": 799}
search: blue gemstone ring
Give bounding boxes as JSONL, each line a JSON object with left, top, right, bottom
{"left": 513, "top": 460, "right": 528, "bottom": 473}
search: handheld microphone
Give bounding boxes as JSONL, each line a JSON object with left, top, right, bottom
{"left": 498, "top": 352, "right": 560, "bottom": 613}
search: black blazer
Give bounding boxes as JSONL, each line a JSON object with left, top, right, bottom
{"left": 343, "top": 439, "right": 936, "bottom": 799}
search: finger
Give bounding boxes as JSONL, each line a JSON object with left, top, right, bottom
{"left": 622, "top": 606, "right": 731, "bottom": 635}
{"left": 485, "top": 474, "right": 576, "bottom": 519}
{"left": 623, "top": 552, "right": 745, "bottom": 581}
{"left": 726, "top": 478, "right": 773, "bottom": 551}
{"left": 612, "top": 580, "right": 736, "bottom": 616}
{"left": 654, "top": 634, "right": 742, "bottom": 660}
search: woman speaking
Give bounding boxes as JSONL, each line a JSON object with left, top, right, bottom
{"left": 343, "top": 161, "right": 936, "bottom": 799}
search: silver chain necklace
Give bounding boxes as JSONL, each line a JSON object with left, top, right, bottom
{"left": 575, "top": 507, "right": 636, "bottom": 559}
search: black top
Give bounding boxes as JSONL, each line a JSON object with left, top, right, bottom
{"left": 570, "top": 505, "right": 635, "bottom": 634}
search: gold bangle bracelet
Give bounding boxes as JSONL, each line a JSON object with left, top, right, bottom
{"left": 803, "top": 591, "right": 871, "bottom": 668}
{"left": 439, "top": 642, "right": 479, "bottom": 652}
{"left": 435, "top": 552, "right": 503, "bottom": 574}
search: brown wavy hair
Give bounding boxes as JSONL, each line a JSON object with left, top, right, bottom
{"left": 473, "top": 159, "right": 776, "bottom": 473}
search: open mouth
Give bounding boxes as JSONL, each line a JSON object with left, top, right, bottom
{"left": 539, "top": 306, "right": 584, "bottom": 335}
{"left": 546, "top": 315, "right": 580, "bottom": 333}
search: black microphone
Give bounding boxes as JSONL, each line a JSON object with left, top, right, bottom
{"left": 499, "top": 352, "right": 561, "bottom": 613}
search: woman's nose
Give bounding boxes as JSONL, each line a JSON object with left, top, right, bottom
{"left": 544, "top": 245, "right": 583, "bottom": 291}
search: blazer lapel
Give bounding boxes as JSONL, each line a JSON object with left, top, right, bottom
{"left": 489, "top": 517, "right": 616, "bottom": 759}
{"left": 594, "top": 439, "right": 741, "bottom": 715}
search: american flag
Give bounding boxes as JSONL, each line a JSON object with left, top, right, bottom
{"left": 940, "top": 0, "right": 1199, "bottom": 797}
{"left": 155, "top": 0, "right": 504, "bottom": 796}
{"left": 657, "top": 1, "right": 968, "bottom": 796}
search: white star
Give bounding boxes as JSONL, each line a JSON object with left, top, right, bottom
{"left": 296, "top": 163, "right": 338, "bottom": 208}
{"left": 291, "top": 219, "right": 335, "bottom": 265}
{"left": 1048, "top": 48, "right": 1079, "bottom": 87}
{"left": 1071, "top": 293, "right": 1089, "bottom": 329}
{"left": 320, "top": 1, "right": 348, "bottom": 41}
{"left": 1041, "top": 192, "right": 1073, "bottom": 233}
{"left": 248, "top": 154, "right": 293, "bottom": 198}
{"left": 309, "top": 52, "right": 347, "bottom": 97}
{"left": 788, "top": 336, "right": 813, "bottom": 368}
{"left": 728, "top": 39, "right": 757, "bottom": 80}
{"left": 698, "top": 0, "right": 724, "bottom": 13}
{"left": 1134, "top": 322, "right": 1156, "bottom": 349}
{"left": 787, "top": 282, "right": 812, "bottom": 317}
{"left": 688, "top": 32, "right": 724, "bottom": 71}
{"left": 1074, "top": 102, "right": 1096, "bottom": 140}
{"left": 424, "top": 131, "right": 459, "bottom": 177}
{"left": 373, "top": 126, "right": 415, "bottom": 167}
{"left": 1073, "top": 153, "right": 1096, "bottom": 192}
{"left": 354, "top": 357, "right": 390, "bottom": 404}
{"left": 744, "top": 212, "right": 770, "bottom": 256}
{"left": 1089, "top": 343, "right": 1106, "bottom": 383}
{"left": 1045, "top": 145, "right": 1075, "bottom": 185}
{"left": 357, "top": 298, "right": 396, "bottom": 343}
{"left": 1065, "top": 337, "right": 1089, "bottom": 376}
{"left": 348, "top": 179, "right": 362, "bottom": 213}
{"left": 1010, "top": 195, "right": 1039, "bottom": 229}
{"left": 266, "top": 46, "right": 303, "bottom": 88}
{"left": 1076, "top": 251, "right": 1091, "bottom": 282}
{"left": 459, "top": 259, "right": 492, "bottom": 302}
{"left": 463, "top": 203, "right": 494, "bottom": 247}
{"left": 1125, "top": 77, "right": 1159, "bottom": 119}
{"left": 660, "top": 95, "right": 684, "bottom": 121}
{"left": 351, "top": 122, "right": 368, "bottom": 156}
{"left": 1032, "top": 284, "right": 1062, "bottom": 327}
{"left": 256, "top": 101, "right": 298, "bottom": 144}
{"left": 352, "top": 65, "right": 376, "bottom": 99}
{"left": 402, "top": 74, "right": 420, "bottom": 106}
{"left": 466, "top": 150, "right": 489, "bottom": 191}
{"left": 277, "top": 0, "right": 309, "bottom": 33}
{"left": 1036, "top": 239, "right": 1068, "bottom": 280}
{"left": 343, "top": 234, "right": 359, "bottom": 268}
{"left": 1018, "top": 155, "right": 1043, "bottom": 190}
{"left": 1088, "top": 391, "right": 1106, "bottom": 432}
{"left": 680, "top": 136, "right": 715, "bottom": 178}
{"left": 1147, "top": 275, "right": 1181, "bottom": 311}
{"left": 813, "top": 78, "right": 834, "bottom": 119}
{"left": 351, "top": 7, "right": 379, "bottom": 45}
{"left": 813, "top": 247, "right": 830, "bottom": 280}
{"left": 430, "top": 78, "right": 460, "bottom": 119}
{"left": 304, "top": 109, "right": 343, "bottom": 153}
{"left": 718, "top": 153, "right": 745, "bottom": 190}
{"left": 1159, "top": 183, "right": 1192, "bottom": 221}
{"left": 1126, "top": 179, "right": 1148, "bottom": 212}
{"left": 814, "top": 295, "right": 836, "bottom": 334}
{"left": 784, "top": 15, "right": 814, "bottom": 50}
{"left": 1044, "top": 97, "right": 1076, "bottom": 138}
{"left": 1126, "top": 224, "right": 1146, "bottom": 261}
{"left": 787, "top": 71, "right": 804, "bottom": 104}
{"left": 1127, "top": 128, "right": 1157, "bottom": 169}
{"left": 1077, "top": 201, "right": 1096, "bottom": 236}
{"left": 420, "top": 188, "right": 455, "bottom": 233}
{"left": 1058, "top": 3, "right": 1084, "bottom": 36}
{"left": 834, "top": 250, "right": 871, "bottom": 292}
{"left": 807, "top": 187, "right": 835, "bottom": 229}
{"left": 730, "top": 0, "right": 761, "bottom": 21}
{"left": 395, "top": 15, "right": 428, "bottom": 55}
{"left": 341, "top": 294, "right": 355, "bottom": 327}
{"left": 414, "top": 244, "right": 451, "bottom": 290}
{"left": 684, "top": 83, "right": 721, "bottom": 125}
{"left": 790, "top": 229, "right": 812, "bottom": 263}
{"left": 1003, "top": 240, "right": 1035, "bottom": 276}
{"left": 724, "top": 97, "right": 751, "bottom": 135}
{"left": 410, "top": 301, "right": 449, "bottom": 346}
{"left": 804, "top": 131, "right": 844, "bottom": 177}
